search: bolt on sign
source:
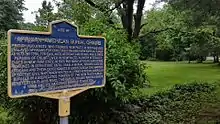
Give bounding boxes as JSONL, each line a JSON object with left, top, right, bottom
{"left": 7, "top": 20, "right": 106, "bottom": 123}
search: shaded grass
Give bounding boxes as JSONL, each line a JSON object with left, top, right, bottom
{"left": 142, "top": 61, "right": 220, "bottom": 95}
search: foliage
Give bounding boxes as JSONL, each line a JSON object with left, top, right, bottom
{"left": 58, "top": 0, "right": 148, "bottom": 41}
{"left": 0, "top": 0, "right": 149, "bottom": 123}
{"left": 161, "top": 0, "right": 220, "bottom": 27}
{"left": 144, "top": 0, "right": 220, "bottom": 63}
{"left": 139, "top": 34, "right": 157, "bottom": 60}
{"left": 84, "top": 19, "right": 148, "bottom": 98}
{"left": 57, "top": 0, "right": 99, "bottom": 26}
{"left": 103, "top": 82, "right": 219, "bottom": 124}
{"left": 0, "top": 40, "right": 21, "bottom": 124}
{"left": 140, "top": 5, "right": 220, "bottom": 62}
{"left": 0, "top": 19, "right": 148, "bottom": 123}
{"left": 19, "top": 22, "right": 47, "bottom": 31}
{"left": 67, "top": 19, "right": 148, "bottom": 123}
{"left": 0, "top": 0, "right": 26, "bottom": 31}
{"left": 3, "top": 0, "right": 220, "bottom": 123}
{"left": 34, "top": 0, "right": 57, "bottom": 27}
{"left": 140, "top": 6, "right": 190, "bottom": 61}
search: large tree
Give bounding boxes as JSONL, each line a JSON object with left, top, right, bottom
{"left": 140, "top": 6, "right": 191, "bottom": 61}
{"left": 34, "top": 0, "right": 56, "bottom": 27}
{"left": 57, "top": 0, "right": 146, "bottom": 42}
{"left": 0, "top": 0, "right": 26, "bottom": 32}
{"left": 139, "top": 5, "right": 220, "bottom": 62}
{"left": 85, "top": 0, "right": 146, "bottom": 41}
{"left": 161, "top": 0, "right": 220, "bottom": 63}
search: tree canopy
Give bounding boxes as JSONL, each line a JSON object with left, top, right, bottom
{"left": 57, "top": 0, "right": 147, "bottom": 41}
{"left": 0, "top": 0, "right": 26, "bottom": 31}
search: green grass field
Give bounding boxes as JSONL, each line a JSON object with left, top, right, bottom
{"left": 143, "top": 61, "right": 220, "bottom": 95}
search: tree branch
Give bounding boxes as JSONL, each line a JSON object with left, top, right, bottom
{"left": 188, "top": 0, "right": 202, "bottom": 10}
{"left": 117, "top": 3, "right": 127, "bottom": 29}
{"left": 140, "top": 23, "right": 147, "bottom": 30}
{"left": 84, "top": 0, "right": 106, "bottom": 12}
{"left": 85, "top": 0, "right": 125, "bottom": 14}
{"left": 126, "top": 0, "right": 135, "bottom": 41}
{"left": 107, "top": 0, "right": 126, "bottom": 13}
{"left": 84, "top": 0, "right": 122, "bottom": 28}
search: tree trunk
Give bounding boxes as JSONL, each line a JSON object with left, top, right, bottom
{"left": 213, "top": 55, "right": 216, "bottom": 63}
{"left": 217, "top": 55, "right": 219, "bottom": 63}
{"left": 213, "top": 52, "right": 219, "bottom": 63}
{"left": 188, "top": 52, "right": 191, "bottom": 63}
{"left": 133, "top": 0, "right": 146, "bottom": 38}
{"left": 117, "top": 0, "right": 134, "bottom": 42}
{"left": 85, "top": 0, "right": 145, "bottom": 41}
{"left": 125, "top": 0, "right": 134, "bottom": 42}
{"left": 197, "top": 56, "right": 203, "bottom": 63}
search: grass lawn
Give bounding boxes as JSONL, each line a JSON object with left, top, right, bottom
{"left": 142, "top": 61, "right": 220, "bottom": 95}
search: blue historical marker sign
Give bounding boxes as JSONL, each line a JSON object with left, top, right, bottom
{"left": 8, "top": 20, "right": 106, "bottom": 97}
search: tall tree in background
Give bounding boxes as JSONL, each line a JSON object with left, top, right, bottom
{"left": 34, "top": 0, "right": 56, "bottom": 27}
{"left": 0, "top": 0, "right": 26, "bottom": 32}
{"left": 139, "top": 4, "right": 220, "bottom": 62}
{"left": 84, "top": 0, "right": 146, "bottom": 41}
{"left": 58, "top": 0, "right": 146, "bottom": 41}
{"left": 160, "top": 0, "right": 220, "bottom": 63}
{"left": 160, "top": 0, "right": 220, "bottom": 27}
{"left": 56, "top": 0, "right": 96, "bottom": 26}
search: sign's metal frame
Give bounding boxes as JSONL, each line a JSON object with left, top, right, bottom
{"left": 7, "top": 20, "right": 106, "bottom": 118}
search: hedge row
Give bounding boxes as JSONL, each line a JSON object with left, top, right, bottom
{"left": 102, "top": 82, "right": 219, "bottom": 124}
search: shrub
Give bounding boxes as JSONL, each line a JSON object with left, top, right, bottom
{"left": 0, "top": 40, "right": 13, "bottom": 124}
{"left": 139, "top": 35, "right": 157, "bottom": 60}
{"left": 147, "top": 57, "right": 158, "bottom": 61}
{"left": 101, "top": 82, "right": 219, "bottom": 124}
{"left": 155, "top": 47, "right": 173, "bottom": 61}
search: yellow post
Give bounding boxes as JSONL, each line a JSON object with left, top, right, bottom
{"left": 45, "top": 89, "right": 87, "bottom": 124}
{"left": 59, "top": 97, "right": 70, "bottom": 117}
{"left": 38, "top": 89, "right": 88, "bottom": 124}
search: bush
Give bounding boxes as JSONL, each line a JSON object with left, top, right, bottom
{"left": 0, "top": 19, "right": 148, "bottom": 123}
{"left": 139, "top": 35, "right": 157, "bottom": 60}
{"left": 102, "top": 82, "right": 218, "bottom": 124}
{"left": 0, "top": 40, "right": 14, "bottom": 124}
{"left": 147, "top": 57, "right": 158, "bottom": 61}
{"left": 155, "top": 48, "right": 173, "bottom": 61}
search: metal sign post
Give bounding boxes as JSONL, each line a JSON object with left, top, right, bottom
{"left": 60, "top": 117, "right": 69, "bottom": 124}
{"left": 60, "top": 116, "right": 68, "bottom": 124}
{"left": 7, "top": 20, "right": 106, "bottom": 124}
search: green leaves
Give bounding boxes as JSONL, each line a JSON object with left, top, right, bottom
{"left": 102, "top": 82, "right": 219, "bottom": 124}
{"left": 0, "top": 0, "right": 25, "bottom": 31}
{"left": 85, "top": 20, "right": 148, "bottom": 102}
{"left": 34, "top": 0, "right": 57, "bottom": 26}
{"left": 141, "top": 6, "right": 191, "bottom": 61}
{"left": 141, "top": 4, "right": 220, "bottom": 62}
{"left": 0, "top": 18, "right": 148, "bottom": 123}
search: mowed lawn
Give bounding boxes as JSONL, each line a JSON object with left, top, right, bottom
{"left": 142, "top": 61, "right": 220, "bottom": 95}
